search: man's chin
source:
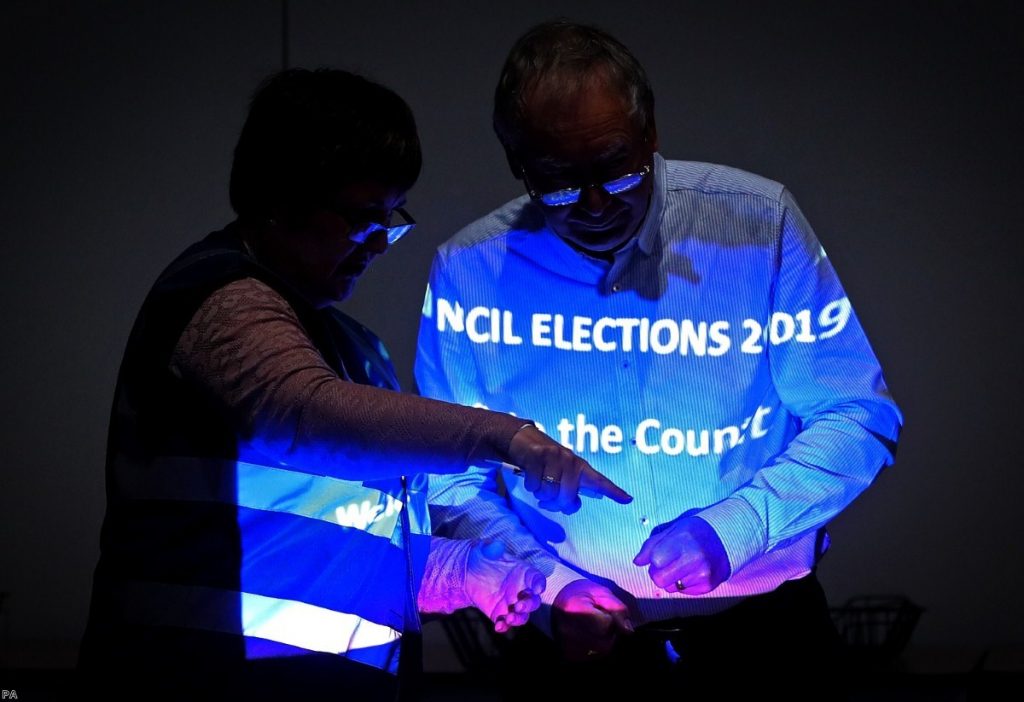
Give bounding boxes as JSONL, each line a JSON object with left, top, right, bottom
{"left": 560, "top": 228, "right": 634, "bottom": 256}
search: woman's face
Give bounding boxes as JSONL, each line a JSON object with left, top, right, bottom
{"left": 261, "top": 181, "right": 408, "bottom": 308}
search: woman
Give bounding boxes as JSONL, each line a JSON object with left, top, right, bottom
{"left": 79, "top": 68, "right": 628, "bottom": 700}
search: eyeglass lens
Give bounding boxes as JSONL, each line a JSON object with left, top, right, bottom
{"left": 538, "top": 166, "right": 649, "bottom": 207}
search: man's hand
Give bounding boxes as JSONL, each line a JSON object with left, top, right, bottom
{"left": 507, "top": 425, "right": 632, "bottom": 513}
{"left": 552, "top": 579, "right": 633, "bottom": 661}
{"left": 465, "top": 541, "right": 546, "bottom": 633}
{"left": 633, "top": 515, "right": 730, "bottom": 595}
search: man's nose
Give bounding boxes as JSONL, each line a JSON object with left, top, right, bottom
{"left": 577, "top": 183, "right": 611, "bottom": 215}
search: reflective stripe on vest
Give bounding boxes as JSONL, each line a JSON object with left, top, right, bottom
{"left": 111, "top": 579, "right": 402, "bottom": 674}
{"left": 113, "top": 455, "right": 421, "bottom": 538}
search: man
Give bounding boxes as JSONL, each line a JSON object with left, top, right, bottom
{"left": 417, "top": 21, "right": 901, "bottom": 685}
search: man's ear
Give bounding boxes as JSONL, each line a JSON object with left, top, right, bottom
{"left": 503, "top": 146, "right": 524, "bottom": 181}
{"left": 645, "top": 117, "right": 659, "bottom": 154}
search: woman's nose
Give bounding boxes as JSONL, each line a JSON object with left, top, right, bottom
{"left": 363, "top": 228, "right": 390, "bottom": 254}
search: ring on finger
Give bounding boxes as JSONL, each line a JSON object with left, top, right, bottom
{"left": 675, "top": 579, "right": 686, "bottom": 591}
{"left": 541, "top": 475, "right": 560, "bottom": 484}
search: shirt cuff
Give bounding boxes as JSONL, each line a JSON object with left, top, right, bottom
{"left": 540, "top": 562, "right": 588, "bottom": 607}
{"left": 695, "top": 497, "right": 767, "bottom": 577}
{"left": 529, "top": 560, "right": 589, "bottom": 638}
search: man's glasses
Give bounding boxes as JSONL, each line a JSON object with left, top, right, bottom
{"left": 527, "top": 164, "right": 651, "bottom": 208}
{"left": 339, "top": 207, "right": 416, "bottom": 245}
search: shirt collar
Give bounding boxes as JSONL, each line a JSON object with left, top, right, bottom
{"left": 634, "top": 151, "right": 667, "bottom": 257}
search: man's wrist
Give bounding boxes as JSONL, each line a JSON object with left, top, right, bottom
{"left": 695, "top": 498, "right": 765, "bottom": 577}
{"left": 528, "top": 571, "right": 590, "bottom": 638}
{"left": 552, "top": 577, "right": 594, "bottom": 609}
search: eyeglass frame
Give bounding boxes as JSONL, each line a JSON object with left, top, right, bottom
{"left": 524, "top": 164, "right": 652, "bottom": 208}
{"left": 334, "top": 206, "right": 416, "bottom": 245}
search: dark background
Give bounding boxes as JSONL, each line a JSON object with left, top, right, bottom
{"left": 1, "top": 0, "right": 1021, "bottom": 666}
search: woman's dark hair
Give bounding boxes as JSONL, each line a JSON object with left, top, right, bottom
{"left": 230, "top": 68, "right": 421, "bottom": 221}
{"left": 493, "top": 20, "right": 654, "bottom": 153}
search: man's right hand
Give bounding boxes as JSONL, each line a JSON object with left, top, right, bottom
{"left": 507, "top": 425, "right": 632, "bottom": 513}
{"left": 552, "top": 579, "right": 633, "bottom": 661}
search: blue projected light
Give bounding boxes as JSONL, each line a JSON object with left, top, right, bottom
{"left": 664, "top": 640, "right": 682, "bottom": 665}
{"left": 417, "top": 158, "right": 902, "bottom": 622}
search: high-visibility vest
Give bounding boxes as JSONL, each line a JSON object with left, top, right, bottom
{"left": 81, "top": 224, "right": 429, "bottom": 694}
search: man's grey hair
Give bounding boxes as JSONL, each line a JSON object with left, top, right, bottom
{"left": 493, "top": 19, "right": 655, "bottom": 153}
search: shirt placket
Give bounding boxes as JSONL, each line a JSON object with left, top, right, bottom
{"left": 603, "top": 250, "right": 664, "bottom": 600}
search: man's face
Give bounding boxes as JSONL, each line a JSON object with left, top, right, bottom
{"left": 515, "top": 76, "right": 657, "bottom": 257}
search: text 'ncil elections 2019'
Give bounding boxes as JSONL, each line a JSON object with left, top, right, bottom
{"left": 433, "top": 297, "right": 852, "bottom": 356}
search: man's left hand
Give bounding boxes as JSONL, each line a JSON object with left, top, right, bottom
{"left": 465, "top": 541, "right": 546, "bottom": 632}
{"left": 632, "top": 515, "right": 730, "bottom": 595}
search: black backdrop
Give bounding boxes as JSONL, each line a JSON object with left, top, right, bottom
{"left": 1, "top": 0, "right": 1020, "bottom": 658}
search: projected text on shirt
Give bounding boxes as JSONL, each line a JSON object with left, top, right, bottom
{"left": 433, "top": 297, "right": 852, "bottom": 354}
{"left": 474, "top": 406, "right": 774, "bottom": 458}
{"left": 556, "top": 408, "right": 772, "bottom": 456}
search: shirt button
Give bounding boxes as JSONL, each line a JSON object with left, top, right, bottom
{"left": 611, "top": 283, "right": 621, "bottom": 292}
{"left": 640, "top": 517, "right": 649, "bottom": 525}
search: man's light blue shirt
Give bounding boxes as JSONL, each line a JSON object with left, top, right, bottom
{"left": 416, "top": 154, "right": 902, "bottom": 624}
